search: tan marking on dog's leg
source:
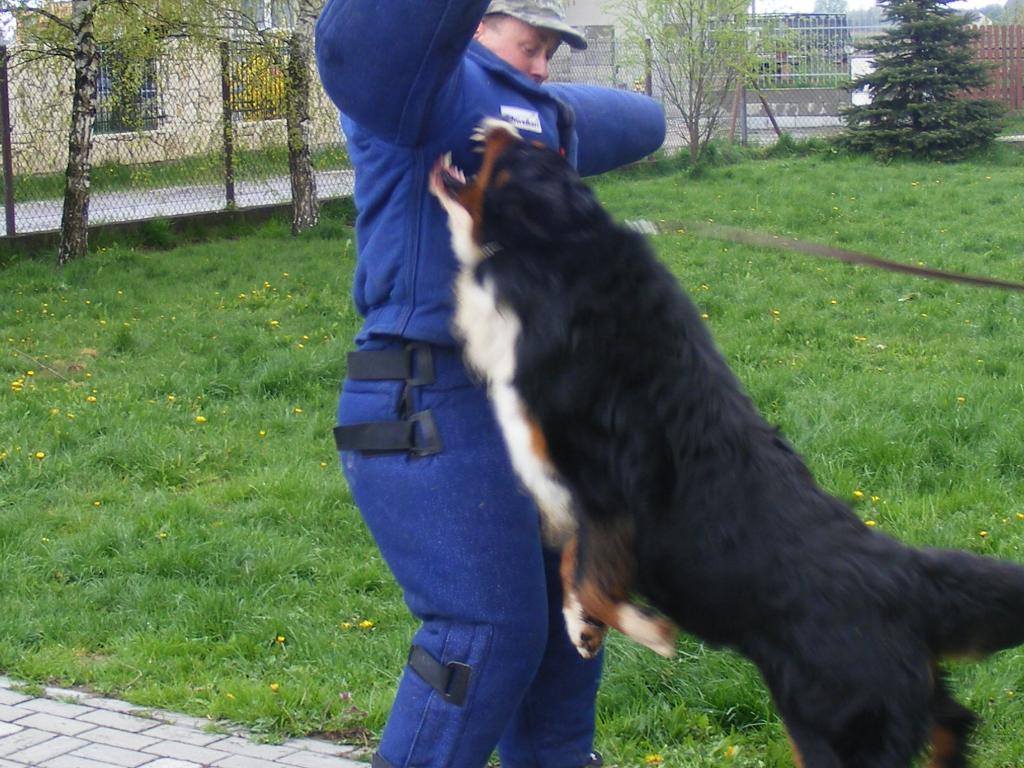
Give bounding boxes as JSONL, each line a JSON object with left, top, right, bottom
{"left": 560, "top": 538, "right": 608, "bottom": 658}
{"left": 927, "top": 724, "right": 961, "bottom": 768}
{"left": 576, "top": 577, "right": 675, "bottom": 658}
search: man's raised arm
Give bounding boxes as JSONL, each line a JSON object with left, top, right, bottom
{"left": 315, "top": 0, "right": 491, "bottom": 145}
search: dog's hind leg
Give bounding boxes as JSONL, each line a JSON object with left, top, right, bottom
{"left": 559, "top": 536, "right": 608, "bottom": 658}
{"left": 560, "top": 531, "right": 675, "bottom": 659}
{"left": 927, "top": 670, "right": 977, "bottom": 768}
{"left": 785, "top": 722, "right": 843, "bottom": 768}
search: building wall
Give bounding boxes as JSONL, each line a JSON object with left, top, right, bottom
{"left": 564, "top": 0, "right": 619, "bottom": 29}
{"left": 6, "top": 37, "right": 343, "bottom": 177}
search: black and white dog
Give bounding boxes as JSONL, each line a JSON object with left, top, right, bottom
{"left": 429, "top": 119, "right": 1024, "bottom": 768}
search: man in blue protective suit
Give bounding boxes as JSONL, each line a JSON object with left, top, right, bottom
{"left": 316, "top": 2, "right": 665, "bottom": 766}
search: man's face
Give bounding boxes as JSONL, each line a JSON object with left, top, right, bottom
{"left": 474, "top": 15, "right": 562, "bottom": 84}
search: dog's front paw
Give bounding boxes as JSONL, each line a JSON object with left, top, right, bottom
{"left": 574, "top": 619, "right": 608, "bottom": 659}
{"left": 563, "top": 595, "right": 607, "bottom": 658}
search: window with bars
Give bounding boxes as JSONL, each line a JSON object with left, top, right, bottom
{"left": 241, "top": 0, "right": 294, "bottom": 31}
{"left": 95, "top": 52, "right": 161, "bottom": 134}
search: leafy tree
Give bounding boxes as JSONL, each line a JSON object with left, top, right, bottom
{"left": 1004, "top": 0, "right": 1024, "bottom": 24}
{"left": 813, "top": 0, "right": 848, "bottom": 15}
{"left": 839, "top": 0, "right": 1003, "bottom": 161}
{"left": 2, "top": 0, "right": 323, "bottom": 262}
{"left": 613, "top": 0, "right": 758, "bottom": 163}
{"left": 846, "top": 6, "right": 887, "bottom": 27}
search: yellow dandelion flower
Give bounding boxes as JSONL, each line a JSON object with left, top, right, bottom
{"left": 979, "top": 531, "right": 989, "bottom": 538}
{"left": 871, "top": 495, "right": 880, "bottom": 503}
{"left": 293, "top": 407, "right": 303, "bottom": 414}
{"left": 701, "top": 313, "right": 710, "bottom": 320}
{"left": 26, "top": 370, "right": 34, "bottom": 377}
{"left": 167, "top": 395, "right": 176, "bottom": 402}
{"left": 956, "top": 396, "right": 966, "bottom": 404}
{"left": 226, "top": 692, "right": 236, "bottom": 700}
{"left": 645, "top": 756, "right": 664, "bottom": 765}
{"left": 276, "top": 635, "right": 286, "bottom": 645}
{"left": 358, "top": 620, "right": 375, "bottom": 630}
{"left": 195, "top": 415, "right": 208, "bottom": 424}
{"left": 340, "top": 622, "right": 353, "bottom": 630}
{"left": 86, "top": 395, "right": 97, "bottom": 403}
{"left": 93, "top": 501, "right": 101, "bottom": 507}
{"left": 865, "top": 520, "right": 877, "bottom": 528}
{"left": 158, "top": 531, "right": 168, "bottom": 539}
{"left": 269, "top": 319, "right": 280, "bottom": 328}
{"left": 259, "top": 430, "right": 267, "bottom": 438}
{"left": 34, "top": 451, "right": 46, "bottom": 460}
{"left": 852, "top": 490, "right": 865, "bottom": 500}
{"left": 725, "top": 745, "right": 739, "bottom": 758}
{"left": 270, "top": 682, "right": 280, "bottom": 693}
{"left": 0, "top": 451, "right": 7, "bottom": 462}
{"left": 1017, "top": 513, "right": 1024, "bottom": 521}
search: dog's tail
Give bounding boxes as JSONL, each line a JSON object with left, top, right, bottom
{"left": 918, "top": 547, "right": 1024, "bottom": 658}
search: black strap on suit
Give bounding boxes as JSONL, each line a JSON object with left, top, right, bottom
{"left": 333, "top": 343, "right": 444, "bottom": 457}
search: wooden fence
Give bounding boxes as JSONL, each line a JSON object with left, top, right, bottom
{"left": 973, "top": 25, "right": 1024, "bottom": 112}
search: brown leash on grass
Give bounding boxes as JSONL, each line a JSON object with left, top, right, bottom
{"left": 626, "top": 219, "right": 1024, "bottom": 293}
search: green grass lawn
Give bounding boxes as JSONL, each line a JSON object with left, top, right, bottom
{"left": 2, "top": 145, "right": 1024, "bottom": 766}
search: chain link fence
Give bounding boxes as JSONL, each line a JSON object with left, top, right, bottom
{"left": 549, "top": 19, "right": 891, "bottom": 149}
{"left": 0, "top": 37, "right": 351, "bottom": 236}
{"left": 11, "top": 15, "right": 1002, "bottom": 238}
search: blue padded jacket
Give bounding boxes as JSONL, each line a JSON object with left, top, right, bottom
{"left": 315, "top": 1, "right": 666, "bottom": 346}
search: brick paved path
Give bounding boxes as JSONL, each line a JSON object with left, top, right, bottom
{"left": 0, "top": 677, "right": 364, "bottom": 767}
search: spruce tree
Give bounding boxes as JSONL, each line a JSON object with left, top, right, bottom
{"left": 840, "top": 0, "right": 1003, "bottom": 161}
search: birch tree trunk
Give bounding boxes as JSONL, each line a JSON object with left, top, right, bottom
{"left": 58, "top": 0, "right": 99, "bottom": 265}
{"left": 284, "top": 0, "right": 320, "bottom": 235}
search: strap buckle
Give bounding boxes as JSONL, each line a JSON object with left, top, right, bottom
{"left": 407, "top": 644, "right": 472, "bottom": 707}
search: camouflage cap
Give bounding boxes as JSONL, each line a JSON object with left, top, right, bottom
{"left": 484, "top": 0, "right": 588, "bottom": 50}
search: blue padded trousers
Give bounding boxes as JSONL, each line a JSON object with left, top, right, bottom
{"left": 337, "top": 342, "right": 602, "bottom": 768}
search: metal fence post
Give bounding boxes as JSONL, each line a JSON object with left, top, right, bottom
{"left": 219, "top": 41, "right": 236, "bottom": 208}
{"left": 1, "top": 46, "right": 16, "bottom": 236}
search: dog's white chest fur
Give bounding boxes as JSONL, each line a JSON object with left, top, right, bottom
{"left": 439, "top": 208, "right": 575, "bottom": 544}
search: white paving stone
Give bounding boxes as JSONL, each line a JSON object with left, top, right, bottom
{"left": 7, "top": 734, "right": 87, "bottom": 764}
{"left": 13, "top": 712, "right": 95, "bottom": 736}
{"left": 0, "top": 728, "right": 55, "bottom": 756}
{"left": 86, "top": 697, "right": 144, "bottom": 714}
{"left": 77, "top": 725, "right": 159, "bottom": 751}
{"left": 142, "top": 739, "right": 232, "bottom": 764}
{"left": 0, "top": 691, "right": 30, "bottom": 707}
{"left": 43, "top": 753, "right": 132, "bottom": 768}
{"left": 21, "top": 698, "right": 95, "bottom": 718}
{"left": 66, "top": 742, "right": 155, "bottom": 767}
{"left": 0, "top": 705, "right": 29, "bottom": 724}
{"left": 0, "top": 679, "right": 369, "bottom": 767}
{"left": 76, "top": 709, "right": 161, "bottom": 733}
{"left": 279, "top": 751, "right": 365, "bottom": 768}
{"left": 213, "top": 756, "right": 284, "bottom": 768}
{"left": 210, "top": 736, "right": 296, "bottom": 760}
{"left": 142, "top": 724, "right": 226, "bottom": 747}
{"left": 281, "top": 738, "right": 355, "bottom": 756}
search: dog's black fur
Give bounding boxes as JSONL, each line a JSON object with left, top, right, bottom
{"left": 433, "top": 124, "right": 1024, "bottom": 768}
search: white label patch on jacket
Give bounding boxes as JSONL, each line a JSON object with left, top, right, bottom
{"left": 500, "top": 105, "right": 543, "bottom": 134}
